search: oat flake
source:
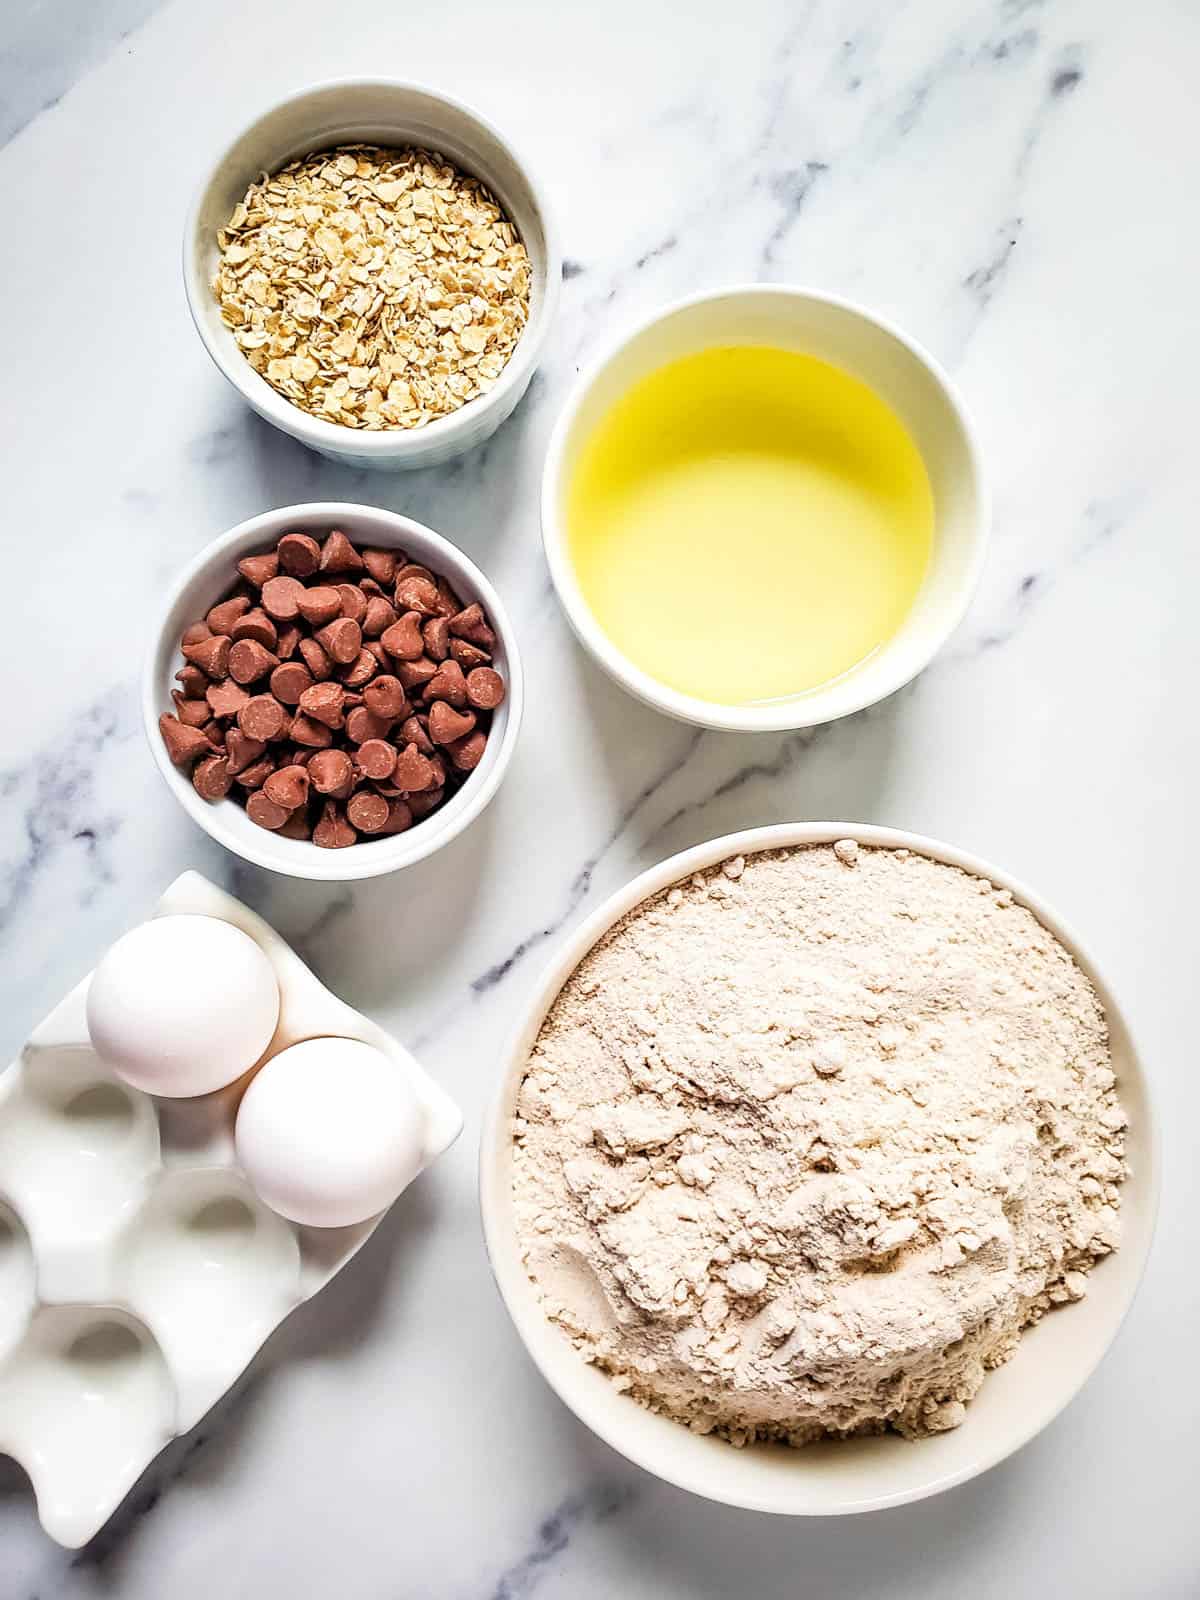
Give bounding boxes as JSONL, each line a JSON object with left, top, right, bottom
{"left": 213, "top": 145, "right": 531, "bottom": 431}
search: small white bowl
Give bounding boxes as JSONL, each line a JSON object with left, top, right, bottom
{"left": 541, "top": 287, "right": 987, "bottom": 731}
{"left": 143, "top": 502, "right": 523, "bottom": 882}
{"left": 184, "top": 79, "right": 560, "bottom": 470}
{"left": 480, "top": 823, "right": 1158, "bottom": 1516}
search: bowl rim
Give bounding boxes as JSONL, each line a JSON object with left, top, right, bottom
{"left": 540, "top": 284, "right": 989, "bottom": 731}
{"left": 142, "top": 500, "right": 524, "bottom": 882}
{"left": 478, "top": 821, "right": 1160, "bottom": 1515}
{"left": 182, "top": 75, "right": 562, "bottom": 459}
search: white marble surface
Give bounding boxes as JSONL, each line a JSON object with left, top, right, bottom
{"left": 1, "top": 0, "right": 1197, "bottom": 1594}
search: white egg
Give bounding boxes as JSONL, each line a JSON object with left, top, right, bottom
{"left": 234, "top": 1038, "right": 425, "bottom": 1228}
{"left": 86, "top": 915, "right": 280, "bottom": 1098}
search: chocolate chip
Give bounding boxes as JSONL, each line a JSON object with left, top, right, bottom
{"left": 448, "top": 603, "right": 496, "bottom": 650}
{"left": 399, "top": 713, "right": 434, "bottom": 755}
{"left": 225, "top": 730, "right": 267, "bottom": 775}
{"left": 193, "top": 754, "right": 233, "bottom": 801}
{"left": 246, "top": 790, "right": 291, "bottom": 830}
{"left": 276, "top": 624, "right": 302, "bottom": 660}
{"left": 231, "top": 608, "right": 278, "bottom": 649}
{"left": 263, "top": 764, "right": 310, "bottom": 811}
{"left": 308, "top": 748, "right": 355, "bottom": 797}
{"left": 347, "top": 790, "right": 390, "bottom": 833}
{"left": 428, "top": 701, "right": 476, "bottom": 745}
{"left": 382, "top": 798, "right": 414, "bottom": 833}
{"left": 312, "top": 800, "right": 357, "bottom": 847}
{"left": 425, "top": 659, "right": 468, "bottom": 708}
{"left": 394, "top": 575, "right": 439, "bottom": 616}
{"left": 163, "top": 529, "right": 503, "bottom": 848}
{"left": 261, "top": 575, "right": 307, "bottom": 621}
{"left": 393, "top": 744, "right": 436, "bottom": 791}
{"left": 172, "top": 692, "right": 210, "bottom": 728}
{"left": 229, "top": 639, "right": 279, "bottom": 685}
{"left": 237, "top": 552, "right": 279, "bottom": 589}
{"left": 277, "top": 808, "right": 312, "bottom": 840}
{"left": 356, "top": 738, "right": 396, "bottom": 781}
{"left": 182, "top": 634, "right": 231, "bottom": 679}
{"left": 362, "top": 548, "right": 398, "bottom": 585}
{"left": 238, "top": 695, "right": 286, "bottom": 742}
{"left": 206, "top": 679, "right": 250, "bottom": 719}
{"left": 407, "top": 785, "right": 445, "bottom": 816}
{"left": 269, "top": 661, "right": 314, "bottom": 705}
{"left": 176, "top": 663, "right": 210, "bottom": 698}
{"left": 396, "top": 656, "right": 438, "bottom": 691}
{"left": 207, "top": 595, "right": 251, "bottom": 634}
{"left": 335, "top": 583, "right": 368, "bottom": 625}
{"left": 299, "top": 681, "right": 346, "bottom": 729}
{"left": 363, "top": 675, "right": 407, "bottom": 721}
{"left": 297, "top": 585, "right": 343, "bottom": 626}
{"left": 423, "top": 616, "right": 451, "bottom": 660}
{"left": 363, "top": 596, "right": 397, "bottom": 637}
{"left": 448, "top": 636, "right": 491, "bottom": 670}
{"left": 319, "top": 530, "right": 364, "bottom": 575}
{"left": 235, "top": 757, "right": 275, "bottom": 791}
{"left": 277, "top": 532, "right": 322, "bottom": 577}
{"left": 466, "top": 667, "right": 506, "bottom": 710}
{"left": 159, "top": 714, "right": 212, "bottom": 767}
{"left": 315, "top": 617, "right": 362, "bottom": 665}
{"left": 289, "top": 713, "right": 335, "bottom": 749}
{"left": 299, "top": 637, "right": 333, "bottom": 680}
{"left": 446, "top": 728, "right": 487, "bottom": 771}
{"left": 346, "top": 705, "right": 391, "bottom": 745}
{"left": 381, "top": 613, "right": 425, "bottom": 661}
{"left": 340, "top": 648, "right": 378, "bottom": 688}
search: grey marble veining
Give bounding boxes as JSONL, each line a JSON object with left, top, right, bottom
{"left": 1, "top": 0, "right": 1198, "bottom": 1595}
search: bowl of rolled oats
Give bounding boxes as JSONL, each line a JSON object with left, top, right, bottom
{"left": 185, "top": 80, "right": 559, "bottom": 469}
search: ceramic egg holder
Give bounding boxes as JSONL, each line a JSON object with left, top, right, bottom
{"left": 0, "top": 871, "right": 462, "bottom": 1549}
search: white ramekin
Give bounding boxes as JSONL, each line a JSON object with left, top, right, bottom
{"left": 143, "top": 503, "right": 523, "bottom": 882}
{"left": 480, "top": 823, "right": 1158, "bottom": 1516}
{"left": 184, "top": 80, "right": 560, "bottom": 470}
{"left": 541, "top": 287, "right": 987, "bottom": 731}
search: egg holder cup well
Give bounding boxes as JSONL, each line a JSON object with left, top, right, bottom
{"left": 0, "top": 870, "right": 462, "bottom": 1549}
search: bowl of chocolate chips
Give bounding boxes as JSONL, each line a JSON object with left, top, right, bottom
{"left": 145, "top": 502, "right": 522, "bottom": 880}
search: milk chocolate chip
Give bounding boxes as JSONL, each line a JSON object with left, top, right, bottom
{"left": 382, "top": 613, "right": 425, "bottom": 661}
{"left": 297, "top": 585, "right": 343, "bottom": 626}
{"left": 182, "top": 634, "right": 231, "bottom": 679}
{"left": 308, "top": 748, "right": 355, "bottom": 797}
{"left": 313, "top": 801, "right": 357, "bottom": 848}
{"left": 347, "top": 790, "right": 390, "bottom": 833}
{"left": 159, "top": 714, "right": 212, "bottom": 767}
{"left": 277, "top": 533, "right": 322, "bottom": 577}
{"left": 163, "top": 529, "right": 505, "bottom": 847}
{"left": 229, "top": 639, "right": 279, "bottom": 685}
{"left": 231, "top": 608, "right": 278, "bottom": 649}
{"left": 193, "top": 755, "right": 233, "bottom": 801}
{"left": 466, "top": 667, "right": 506, "bottom": 710}
{"left": 246, "top": 790, "right": 291, "bottom": 830}
{"left": 206, "top": 679, "right": 250, "bottom": 720}
{"left": 207, "top": 595, "right": 250, "bottom": 635}
{"left": 238, "top": 695, "right": 286, "bottom": 742}
{"left": 319, "top": 530, "right": 364, "bottom": 575}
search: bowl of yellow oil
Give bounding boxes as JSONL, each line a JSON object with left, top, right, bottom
{"left": 542, "top": 287, "right": 986, "bottom": 731}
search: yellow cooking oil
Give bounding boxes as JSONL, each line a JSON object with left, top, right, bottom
{"left": 565, "top": 345, "right": 934, "bottom": 704}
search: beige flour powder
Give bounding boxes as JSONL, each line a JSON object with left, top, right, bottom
{"left": 512, "top": 844, "right": 1128, "bottom": 1444}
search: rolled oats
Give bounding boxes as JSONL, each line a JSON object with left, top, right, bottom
{"left": 213, "top": 145, "right": 531, "bottom": 431}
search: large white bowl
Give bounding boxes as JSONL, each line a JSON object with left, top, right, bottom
{"left": 542, "top": 287, "right": 987, "bottom": 731}
{"left": 184, "top": 79, "right": 560, "bottom": 470}
{"left": 480, "top": 823, "right": 1157, "bottom": 1515}
{"left": 143, "top": 502, "right": 523, "bottom": 882}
